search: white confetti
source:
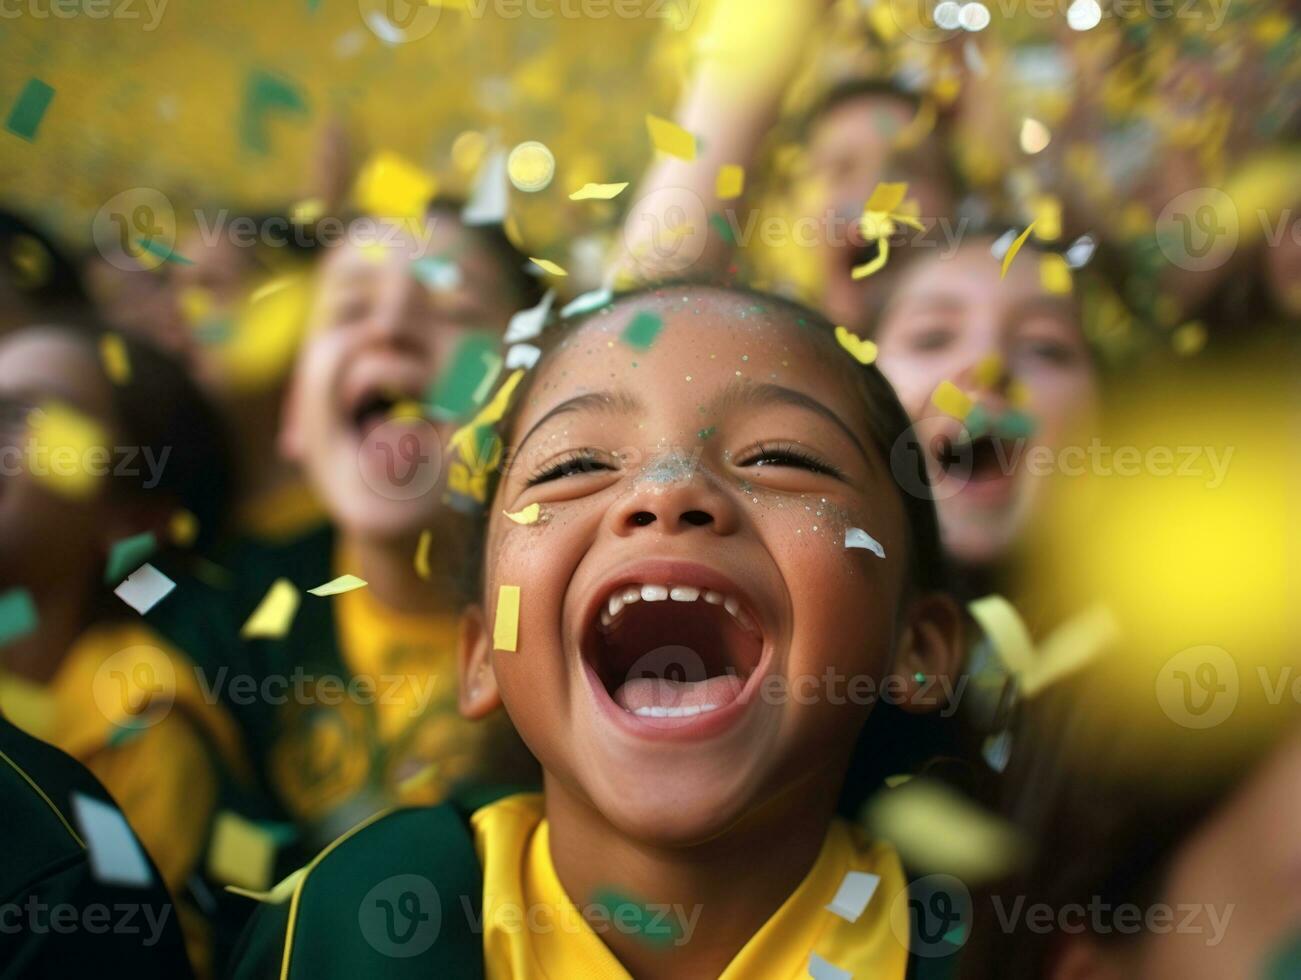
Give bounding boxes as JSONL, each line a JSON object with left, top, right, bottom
{"left": 462, "top": 148, "right": 509, "bottom": 226}
{"left": 505, "top": 343, "right": 541, "bottom": 370}
{"left": 72, "top": 792, "right": 154, "bottom": 887}
{"left": 560, "top": 286, "right": 613, "bottom": 318}
{"left": 824, "top": 870, "right": 881, "bottom": 923}
{"left": 503, "top": 289, "right": 555, "bottom": 343}
{"left": 808, "top": 953, "right": 852, "bottom": 980}
{"left": 113, "top": 563, "right": 176, "bottom": 614}
{"left": 1064, "top": 234, "right": 1097, "bottom": 269}
{"left": 845, "top": 527, "right": 886, "bottom": 558}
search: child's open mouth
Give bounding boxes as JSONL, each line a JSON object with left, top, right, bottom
{"left": 580, "top": 570, "right": 767, "bottom": 731}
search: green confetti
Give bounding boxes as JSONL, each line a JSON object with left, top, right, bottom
{"left": 136, "top": 237, "right": 194, "bottom": 266}
{"left": 240, "top": 69, "right": 309, "bottom": 156}
{"left": 994, "top": 409, "right": 1037, "bottom": 439}
{"left": 589, "top": 888, "right": 678, "bottom": 947}
{"left": 105, "top": 531, "right": 158, "bottom": 584}
{"left": 697, "top": 425, "right": 716, "bottom": 440}
{"left": 0, "top": 588, "right": 38, "bottom": 647}
{"left": 621, "top": 311, "right": 663, "bottom": 350}
{"left": 425, "top": 332, "right": 502, "bottom": 422}
{"left": 1266, "top": 931, "right": 1301, "bottom": 980}
{"left": 709, "top": 213, "right": 736, "bottom": 244}
{"left": 964, "top": 404, "right": 990, "bottom": 439}
{"left": 5, "top": 78, "right": 55, "bottom": 142}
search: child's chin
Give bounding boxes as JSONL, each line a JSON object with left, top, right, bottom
{"left": 586, "top": 769, "right": 760, "bottom": 847}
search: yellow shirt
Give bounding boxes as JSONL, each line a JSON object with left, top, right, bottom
{"left": 471, "top": 793, "right": 910, "bottom": 979}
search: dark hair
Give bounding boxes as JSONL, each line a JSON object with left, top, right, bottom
{"left": 961, "top": 654, "right": 1298, "bottom": 979}
{"left": 43, "top": 320, "right": 233, "bottom": 554}
{"left": 424, "top": 199, "right": 544, "bottom": 310}
{"left": 802, "top": 79, "right": 925, "bottom": 140}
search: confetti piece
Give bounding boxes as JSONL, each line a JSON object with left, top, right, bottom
{"left": 844, "top": 527, "right": 885, "bottom": 558}
{"left": 113, "top": 564, "right": 176, "bottom": 615}
{"left": 964, "top": 404, "right": 990, "bottom": 438}
{"left": 411, "top": 257, "right": 462, "bottom": 291}
{"left": 1039, "top": 253, "right": 1073, "bottom": 294}
{"left": 389, "top": 399, "right": 422, "bottom": 421}
{"left": 289, "top": 197, "right": 325, "bottom": 225}
{"left": 239, "top": 69, "right": 308, "bottom": 156}
{"left": 1064, "top": 234, "right": 1096, "bottom": 269}
{"left": 645, "top": 114, "right": 696, "bottom": 161}
{"left": 994, "top": 409, "right": 1037, "bottom": 439}
{"left": 709, "top": 213, "right": 736, "bottom": 244}
{"left": 104, "top": 531, "right": 157, "bottom": 584}
{"left": 493, "top": 585, "right": 520, "bottom": 651}
{"left": 1000, "top": 223, "right": 1037, "bottom": 279}
{"left": 866, "top": 182, "right": 909, "bottom": 214}
{"left": 1023, "top": 604, "right": 1118, "bottom": 698}
{"left": 865, "top": 778, "right": 1024, "bottom": 884}
{"left": 715, "top": 164, "right": 745, "bottom": 199}
{"left": 931, "top": 381, "right": 973, "bottom": 421}
{"left": 808, "top": 954, "right": 853, "bottom": 980}
{"left": 1007, "top": 380, "right": 1031, "bottom": 409}
{"left": 307, "top": 574, "right": 367, "bottom": 597}
{"left": 26, "top": 401, "right": 109, "bottom": 500}
{"left": 0, "top": 588, "right": 38, "bottom": 648}
{"left": 415, "top": 530, "right": 433, "bottom": 581}
{"left": 5, "top": 78, "right": 55, "bottom": 142}
{"left": 528, "top": 257, "right": 568, "bottom": 277}
{"left": 824, "top": 870, "right": 881, "bottom": 923}
{"left": 135, "top": 237, "right": 193, "bottom": 266}
{"left": 504, "top": 503, "right": 541, "bottom": 525}
{"left": 241, "top": 579, "right": 300, "bottom": 639}
{"left": 71, "top": 792, "right": 153, "bottom": 887}
{"left": 505, "top": 343, "right": 541, "bottom": 370}
{"left": 973, "top": 353, "right": 1003, "bottom": 388}
{"left": 983, "top": 730, "right": 1013, "bottom": 772}
{"left": 1030, "top": 195, "right": 1062, "bottom": 242}
{"left": 589, "top": 888, "right": 679, "bottom": 946}
{"left": 99, "top": 333, "right": 131, "bottom": 384}
{"left": 834, "top": 325, "right": 877, "bottom": 365}
{"left": 621, "top": 310, "right": 664, "bottom": 350}
{"left": 208, "top": 811, "right": 277, "bottom": 892}
{"left": 851, "top": 239, "right": 889, "bottom": 279}
{"left": 462, "top": 149, "right": 508, "bottom": 226}
{"left": 967, "top": 595, "right": 1036, "bottom": 680}
{"left": 569, "top": 181, "right": 629, "bottom": 201}
{"left": 507, "top": 141, "right": 555, "bottom": 193}
{"left": 353, "top": 150, "right": 437, "bottom": 220}
{"left": 395, "top": 762, "right": 439, "bottom": 795}
{"left": 1019, "top": 117, "right": 1052, "bottom": 155}
{"left": 1172, "top": 321, "right": 1208, "bottom": 356}
{"left": 504, "top": 289, "right": 555, "bottom": 343}
{"left": 426, "top": 334, "right": 503, "bottom": 421}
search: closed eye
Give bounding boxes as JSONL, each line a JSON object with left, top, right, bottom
{"left": 735, "top": 441, "right": 844, "bottom": 480}
{"left": 526, "top": 449, "right": 618, "bottom": 486}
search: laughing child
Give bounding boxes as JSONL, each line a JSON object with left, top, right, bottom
{"left": 231, "top": 282, "right": 965, "bottom": 978}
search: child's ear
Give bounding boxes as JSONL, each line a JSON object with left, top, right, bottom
{"left": 457, "top": 604, "right": 502, "bottom": 720}
{"left": 892, "top": 592, "right": 964, "bottom": 715}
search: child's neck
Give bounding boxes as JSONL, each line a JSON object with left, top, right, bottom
{"left": 339, "top": 527, "right": 457, "bottom": 615}
{"left": 544, "top": 771, "right": 841, "bottom": 979}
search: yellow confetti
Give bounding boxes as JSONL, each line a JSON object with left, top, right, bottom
{"left": 850, "top": 238, "right": 889, "bottom": 279}
{"left": 931, "top": 381, "right": 973, "bottom": 421}
{"left": 493, "top": 585, "right": 521, "bottom": 652}
{"left": 504, "top": 502, "right": 541, "bottom": 525}
{"left": 241, "top": 579, "right": 300, "bottom": 639}
{"left": 1030, "top": 195, "right": 1062, "bottom": 241}
{"left": 169, "top": 509, "right": 199, "bottom": 547}
{"left": 208, "top": 811, "right": 276, "bottom": 892}
{"left": 1024, "top": 605, "right": 1118, "bottom": 698}
{"left": 1000, "top": 222, "right": 1037, "bottom": 279}
{"left": 226, "top": 867, "right": 305, "bottom": 905}
{"left": 834, "top": 326, "right": 878, "bottom": 365}
{"left": 415, "top": 530, "right": 433, "bottom": 581}
{"left": 528, "top": 257, "right": 568, "bottom": 277}
{"left": 569, "top": 181, "right": 629, "bottom": 201}
{"left": 968, "top": 595, "right": 1036, "bottom": 680}
{"left": 451, "top": 130, "right": 487, "bottom": 175}
{"left": 26, "top": 402, "right": 108, "bottom": 500}
{"left": 447, "top": 369, "right": 525, "bottom": 464}
{"left": 99, "top": 333, "right": 131, "bottom": 385}
{"left": 395, "top": 763, "right": 439, "bottom": 796}
{"left": 973, "top": 353, "right": 1003, "bottom": 388}
{"left": 715, "top": 164, "right": 745, "bottom": 200}
{"left": 307, "top": 574, "right": 368, "bottom": 597}
{"left": 1008, "top": 380, "right": 1031, "bottom": 409}
{"left": 389, "top": 399, "right": 422, "bottom": 420}
{"left": 289, "top": 197, "right": 325, "bottom": 225}
{"left": 645, "top": 114, "right": 696, "bottom": 161}
{"left": 1039, "top": 253, "right": 1073, "bottom": 295}
{"left": 866, "top": 182, "right": 909, "bottom": 214}
{"left": 353, "top": 150, "right": 437, "bottom": 220}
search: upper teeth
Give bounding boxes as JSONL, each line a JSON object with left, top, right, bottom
{"left": 599, "top": 583, "right": 756, "bottom": 632}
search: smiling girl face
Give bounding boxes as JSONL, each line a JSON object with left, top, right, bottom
{"left": 459, "top": 287, "right": 960, "bottom": 845}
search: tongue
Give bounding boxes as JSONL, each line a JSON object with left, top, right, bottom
{"left": 613, "top": 675, "right": 745, "bottom": 713}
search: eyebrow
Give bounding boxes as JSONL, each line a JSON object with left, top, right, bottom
{"left": 708, "top": 381, "right": 874, "bottom": 469}
{"left": 514, "top": 390, "right": 643, "bottom": 454}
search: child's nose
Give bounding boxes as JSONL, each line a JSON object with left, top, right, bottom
{"left": 608, "top": 468, "right": 739, "bottom": 538}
